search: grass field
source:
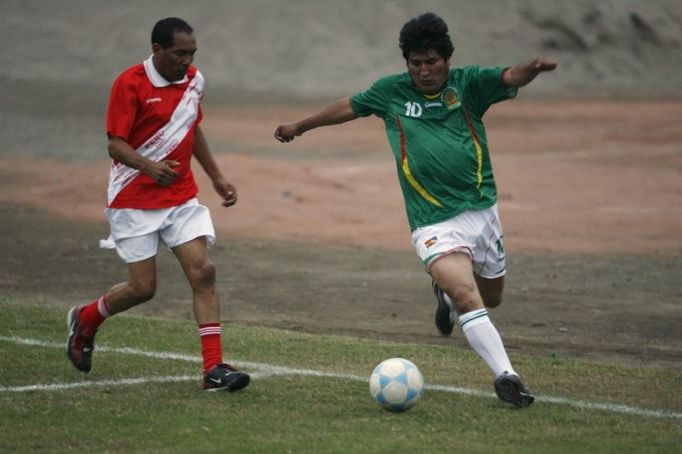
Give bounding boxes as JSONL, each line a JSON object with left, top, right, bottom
{"left": 1, "top": 300, "right": 680, "bottom": 453}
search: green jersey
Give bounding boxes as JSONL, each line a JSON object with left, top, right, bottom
{"left": 350, "top": 65, "right": 516, "bottom": 230}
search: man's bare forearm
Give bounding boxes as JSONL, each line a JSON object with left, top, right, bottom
{"left": 275, "top": 97, "right": 357, "bottom": 142}
{"left": 502, "top": 57, "right": 558, "bottom": 88}
{"left": 296, "top": 97, "right": 357, "bottom": 134}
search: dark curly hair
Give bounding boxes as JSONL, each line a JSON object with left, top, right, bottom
{"left": 399, "top": 12, "right": 454, "bottom": 61}
{"left": 151, "top": 17, "right": 194, "bottom": 49}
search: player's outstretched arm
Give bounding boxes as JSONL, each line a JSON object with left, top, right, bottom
{"left": 193, "top": 126, "right": 238, "bottom": 207}
{"left": 502, "top": 57, "right": 558, "bottom": 88}
{"left": 274, "top": 97, "right": 358, "bottom": 143}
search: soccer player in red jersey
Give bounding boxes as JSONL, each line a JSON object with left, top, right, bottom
{"left": 66, "top": 17, "right": 249, "bottom": 392}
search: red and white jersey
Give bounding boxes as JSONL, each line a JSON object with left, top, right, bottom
{"left": 106, "top": 55, "right": 204, "bottom": 209}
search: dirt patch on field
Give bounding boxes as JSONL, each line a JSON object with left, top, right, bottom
{"left": 1, "top": 100, "right": 681, "bottom": 369}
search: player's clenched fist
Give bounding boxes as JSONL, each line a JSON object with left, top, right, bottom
{"left": 274, "top": 123, "right": 301, "bottom": 142}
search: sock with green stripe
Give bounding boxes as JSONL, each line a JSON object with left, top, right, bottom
{"left": 459, "top": 308, "right": 516, "bottom": 378}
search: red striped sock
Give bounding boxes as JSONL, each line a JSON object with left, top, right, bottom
{"left": 198, "top": 323, "right": 223, "bottom": 373}
{"left": 78, "top": 295, "right": 110, "bottom": 335}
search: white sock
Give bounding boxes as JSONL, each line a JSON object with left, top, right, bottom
{"left": 458, "top": 309, "right": 516, "bottom": 378}
{"left": 96, "top": 295, "right": 111, "bottom": 318}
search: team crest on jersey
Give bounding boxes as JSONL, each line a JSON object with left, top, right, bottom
{"left": 441, "top": 87, "right": 461, "bottom": 110}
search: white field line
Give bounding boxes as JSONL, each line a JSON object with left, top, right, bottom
{"left": 0, "top": 372, "right": 275, "bottom": 393}
{"left": 1, "top": 335, "right": 680, "bottom": 419}
{"left": 1, "top": 375, "right": 198, "bottom": 392}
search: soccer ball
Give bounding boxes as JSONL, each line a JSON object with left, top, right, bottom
{"left": 369, "top": 357, "right": 424, "bottom": 412}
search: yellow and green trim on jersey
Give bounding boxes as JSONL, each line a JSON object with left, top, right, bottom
{"left": 463, "top": 107, "right": 485, "bottom": 189}
{"left": 350, "top": 65, "right": 517, "bottom": 230}
{"left": 396, "top": 115, "right": 443, "bottom": 208}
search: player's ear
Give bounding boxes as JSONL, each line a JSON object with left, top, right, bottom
{"left": 152, "top": 42, "right": 162, "bottom": 55}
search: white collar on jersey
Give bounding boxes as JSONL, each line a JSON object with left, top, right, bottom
{"left": 143, "top": 55, "right": 189, "bottom": 87}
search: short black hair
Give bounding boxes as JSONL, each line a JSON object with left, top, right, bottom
{"left": 151, "top": 17, "right": 194, "bottom": 49}
{"left": 399, "top": 12, "right": 454, "bottom": 61}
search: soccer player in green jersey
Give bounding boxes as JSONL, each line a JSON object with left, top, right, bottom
{"left": 274, "top": 12, "right": 557, "bottom": 408}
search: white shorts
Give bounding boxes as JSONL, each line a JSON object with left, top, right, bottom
{"left": 100, "top": 198, "right": 216, "bottom": 263}
{"left": 411, "top": 204, "right": 506, "bottom": 278}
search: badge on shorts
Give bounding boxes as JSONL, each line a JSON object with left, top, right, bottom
{"left": 425, "top": 236, "right": 438, "bottom": 248}
{"left": 441, "top": 87, "right": 461, "bottom": 110}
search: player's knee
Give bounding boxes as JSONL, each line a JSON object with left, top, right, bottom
{"left": 190, "top": 260, "right": 216, "bottom": 290}
{"left": 448, "top": 284, "right": 480, "bottom": 313}
{"left": 131, "top": 280, "right": 156, "bottom": 303}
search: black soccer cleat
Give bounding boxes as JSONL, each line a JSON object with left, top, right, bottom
{"left": 66, "top": 306, "right": 96, "bottom": 373}
{"left": 203, "top": 363, "right": 251, "bottom": 392}
{"left": 432, "top": 279, "right": 455, "bottom": 336}
{"left": 494, "top": 371, "right": 535, "bottom": 408}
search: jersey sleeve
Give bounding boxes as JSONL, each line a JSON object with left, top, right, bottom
{"left": 106, "top": 74, "right": 139, "bottom": 140}
{"left": 349, "top": 76, "right": 393, "bottom": 118}
{"left": 465, "top": 65, "right": 518, "bottom": 117}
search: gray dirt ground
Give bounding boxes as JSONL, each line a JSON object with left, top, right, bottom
{"left": 2, "top": 202, "right": 680, "bottom": 370}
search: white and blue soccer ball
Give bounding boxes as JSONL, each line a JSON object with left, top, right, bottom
{"left": 369, "top": 357, "right": 424, "bottom": 412}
